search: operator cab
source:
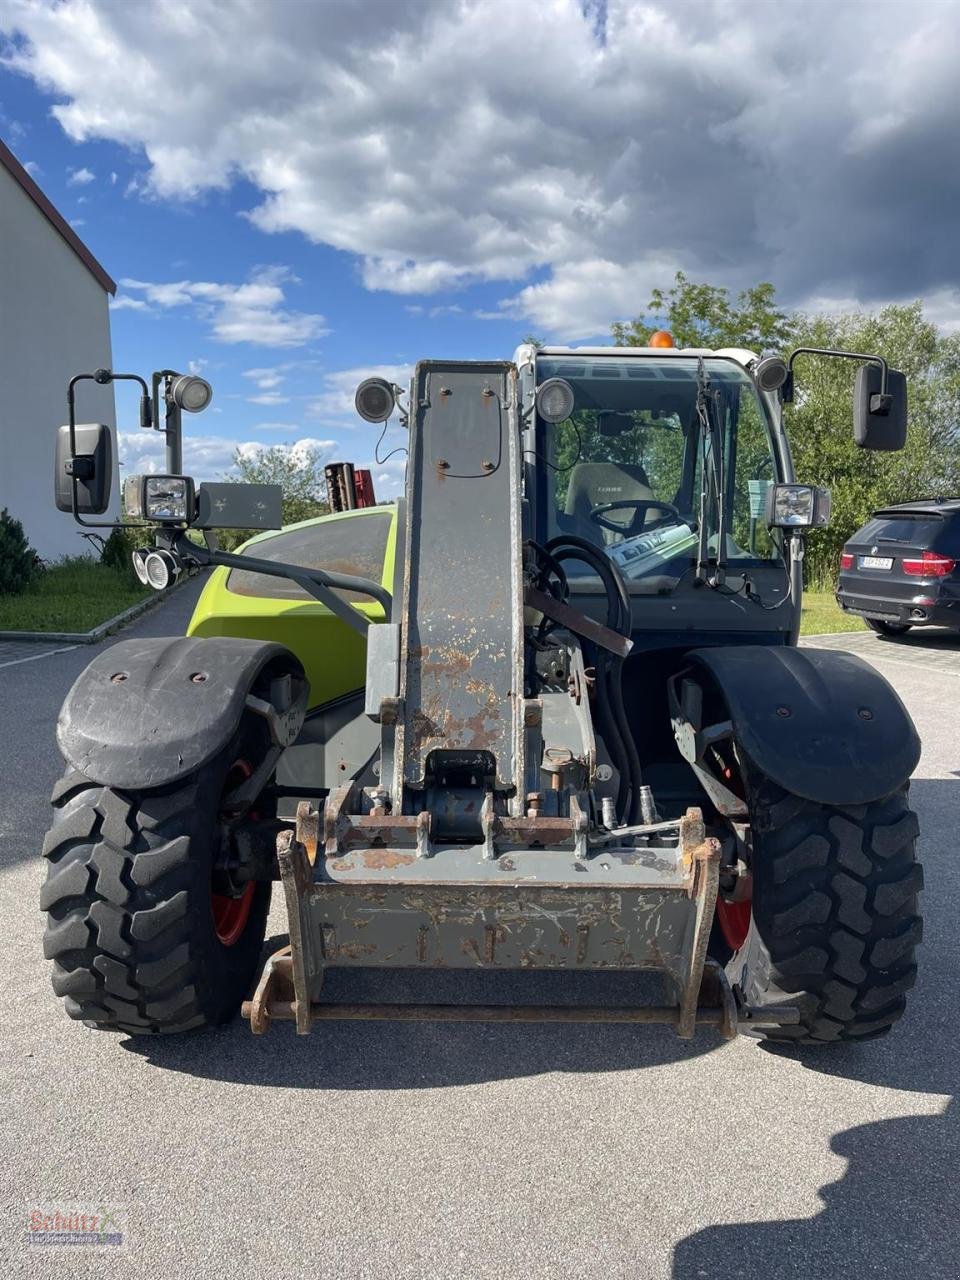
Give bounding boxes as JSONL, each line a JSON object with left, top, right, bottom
{"left": 517, "top": 342, "right": 801, "bottom": 642}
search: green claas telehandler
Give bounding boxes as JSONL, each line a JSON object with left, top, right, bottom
{"left": 43, "top": 341, "right": 921, "bottom": 1042}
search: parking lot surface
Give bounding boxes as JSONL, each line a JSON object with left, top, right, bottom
{"left": 1, "top": 605, "right": 956, "bottom": 1278}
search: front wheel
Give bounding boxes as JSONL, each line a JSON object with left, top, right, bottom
{"left": 866, "top": 618, "right": 912, "bottom": 637}
{"left": 718, "top": 782, "right": 922, "bottom": 1043}
{"left": 41, "top": 743, "right": 272, "bottom": 1035}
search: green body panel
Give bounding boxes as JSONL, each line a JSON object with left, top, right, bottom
{"left": 187, "top": 506, "right": 397, "bottom": 710}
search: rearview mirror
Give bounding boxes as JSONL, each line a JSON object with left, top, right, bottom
{"left": 597, "top": 412, "right": 635, "bottom": 437}
{"left": 54, "top": 423, "right": 113, "bottom": 514}
{"left": 854, "top": 365, "right": 907, "bottom": 451}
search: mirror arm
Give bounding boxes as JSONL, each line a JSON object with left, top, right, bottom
{"left": 149, "top": 370, "right": 183, "bottom": 474}
{"left": 65, "top": 370, "right": 154, "bottom": 527}
{"left": 784, "top": 347, "right": 890, "bottom": 411}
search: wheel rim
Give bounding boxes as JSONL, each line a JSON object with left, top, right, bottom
{"left": 211, "top": 882, "right": 256, "bottom": 947}
{"left": 715, "top": 897, "right": 751, "bottom": 951}
{"left": 212, "top": 760, "right": 257, "bottom": 948}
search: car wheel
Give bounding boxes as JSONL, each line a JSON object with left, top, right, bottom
{"left": 866, "top": 618, "right": 912, "bottom": 637}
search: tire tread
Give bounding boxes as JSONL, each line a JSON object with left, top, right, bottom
{"left": 731, "top": 784, "right": 922, "bottom": 1043}
{"left": 41, "top": 770, "right": 269, "bottom": 1035}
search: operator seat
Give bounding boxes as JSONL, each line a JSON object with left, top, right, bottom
{"left": 564, "top": 462, "right": 655, "bottom": 544}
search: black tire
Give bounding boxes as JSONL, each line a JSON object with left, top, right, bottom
{"left": 41, "top": 745, "right": 271, "bottom": 1035}
{"left": 723, "top": 780, "right": 922, "bottom": 1043}
{"left": 866, "top": 618, "right": 912, "bottom": 637}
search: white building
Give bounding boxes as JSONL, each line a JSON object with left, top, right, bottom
{"left": 0, "top": 138, "right": 118, "bottom": 560}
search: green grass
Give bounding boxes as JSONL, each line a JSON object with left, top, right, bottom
{"left": 0, "top": 557, "right": 863, "bottom": 638}
{"left": 800, "top": 588, "right": 866, "bottom": 636}
{"left": 0, "top": 557, "right": 151, "bottom": 633}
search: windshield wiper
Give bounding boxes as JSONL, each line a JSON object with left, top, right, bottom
{"left": 694, "top": 358, "right": 727, "bottom": 587}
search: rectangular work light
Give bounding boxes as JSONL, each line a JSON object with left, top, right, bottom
{"left": 765, "top": 483, "right": 831, "bottom": 529}
{"left": 123, "top": 474, "right": 196, "bottom": 523}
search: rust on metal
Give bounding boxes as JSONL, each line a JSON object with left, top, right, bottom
{"left": 296, "top": 800, "right": 320, "bottom": 865}
{"left": 524, "top": 584, "right": 634, "bottom": 658}
{"left": 676, "top": 811, "right": 723, "bottom": 1038}
{"left": 241, "top": 944, "right": 296, "bottom": 1034}
{"left": 360, "top": 848, "right": 415, "bottom": 871}
{"left": 483, "top": 924, "right": 498, "bottom": 963}
{"left": 276, "top": 829, "right": 319, "bottom": 1034}
{"left": 242, "top": 998, "right": 798, "bottom": 1029}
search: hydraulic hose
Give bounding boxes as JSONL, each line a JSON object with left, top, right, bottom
{"left": 545, "top": 536, "right": 643, "bottom": 824}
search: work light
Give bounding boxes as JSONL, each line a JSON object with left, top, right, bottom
{"left": 765, "top": 484, "right": 831, "bottom": 528}
{"left": 355, "top": 377, "right": 396, "bottom": 423}
{"left": 143, "top": 549, "right": 180, "bottom": 591}
{"left": 131, "top": 548, "right": 150, "bottom": 585}
{"left": 123, "top": 474, "right": 196, "bottom": 523}
{"left": 753, "top": 355, "right": 790, "bottom": 392}
{"left": 536, "top": 378, "right": 576, "bottom": 424}
{"left": 170, "top": 374, "right": 213, "bottom": 413}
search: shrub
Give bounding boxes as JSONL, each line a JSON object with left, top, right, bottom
{"left": 98, "top": 525, "right": 149, "bottom": 586}
{"left": 0, "top": 508, "right": 39, "bottom": 595}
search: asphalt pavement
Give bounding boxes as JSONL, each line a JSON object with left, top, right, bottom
{"left": 1, "top": 599, "right": 957, "bottom": 1279}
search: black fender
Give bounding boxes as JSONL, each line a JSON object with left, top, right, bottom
{"left": 57, "top": 636, "right": 308, "bottom": 790}
{"left": 679, "top": 645, "right": 920, "bottom": 807}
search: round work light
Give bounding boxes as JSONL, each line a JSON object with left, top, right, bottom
{"left": 535, "top": 377, "right": 576, "bottom": 424}
{"left": 131, "top": 548, "right": 150, "bottom": 585}
{"left": 753, "top": 355, "right": 790, "bottom": 393}
{"left": 170, "top": 374, "right": 213, "bottom": 413}
{"left": 355, "top": 377, "right": 396, "bottom": 423}
{"left": 143, "top": 549, "right": 180, "bottom": 591}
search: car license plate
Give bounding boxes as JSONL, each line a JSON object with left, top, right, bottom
{"left": 859, "top": 555, "right": 893, "bottom": 570}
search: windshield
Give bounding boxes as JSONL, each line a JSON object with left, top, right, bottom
{"left": 536, "top": 356, "right": 783, "bottom": 591}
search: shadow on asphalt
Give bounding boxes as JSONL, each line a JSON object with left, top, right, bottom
{"left": 672, "top": 1098, "right": 957, "bottom": 1279}
{"left": 870, "top": 625, "right": 960, "bottom": 651}
{"left": 120, "top": 954, "right": 729, "bottom": 1084}
{"left": 114, "top": 771, "right": 957, "bottom": 1093}
{"left": 671, "top": 772, "right": 960, "bottom": 1278}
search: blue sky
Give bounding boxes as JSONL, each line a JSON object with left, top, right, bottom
{"left": 0, "top": 57, "right": 534, "bottom": 495}
{"left": 1, "top": 0, "right": 957, "bottom": 496}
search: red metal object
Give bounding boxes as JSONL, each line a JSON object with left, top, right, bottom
{"left": 354, "top": 469, "right": 376, "bottom": 508}
{"left": 715, "top": 896, "right": 751, "bottom": 951}
{"left": 212, "top": 883, "right": 255, "bottom": 946}
{"left": 212, "top": 760, "right": 256, "bottom": 947}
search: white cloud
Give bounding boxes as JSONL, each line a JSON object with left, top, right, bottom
{"left": 23, "top": 159, "right": 41, "bottom": 178}
{"left": 68, "top": 217, "right": 85, "bottom": 228}
{"left": 793, "top": 286, "right": 960, "bottom": 337}
{"left": 496, "top": 256, "right": 686, "bottom": 340}
{"left": 405, "top": 302, "right": 463, "bottom": 320}
{"left": 117, "top": 431, "right": 338, "bottom": 483}
{"left": 66, "top": 165, "right": 94, "bottom": 185}
{"left": 4, "top": 0, "right": 959, "bottom": 333}
{"left": 113, "top": 266, "right": 328, "bottom": 347}
{"left": 242, "top": 364, "right": 292, "bottom": 390}
{"left": 247, "top": 393, "right": 290, "bottom": 406}
{"left": 109, "top": 296, "right": 150, "bottom": 312}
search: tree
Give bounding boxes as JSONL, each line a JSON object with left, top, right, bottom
{"left": 611, "top": 277, "right": 960, "bottom": 586}
{"left": 786, "top": 303, "right": 960, "bottom": 583}
{"left": 612, "top": 271, "right": 794, "bottom": 351}
{"left": 220, "top": 444, "right": 330, "bottom": 549}
{"left": 0, "top": 507, "right": 39, "bottom": 595}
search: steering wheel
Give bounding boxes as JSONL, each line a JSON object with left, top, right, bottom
{"left": 589, "top": 499, "right": 684, "bottom": 538}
